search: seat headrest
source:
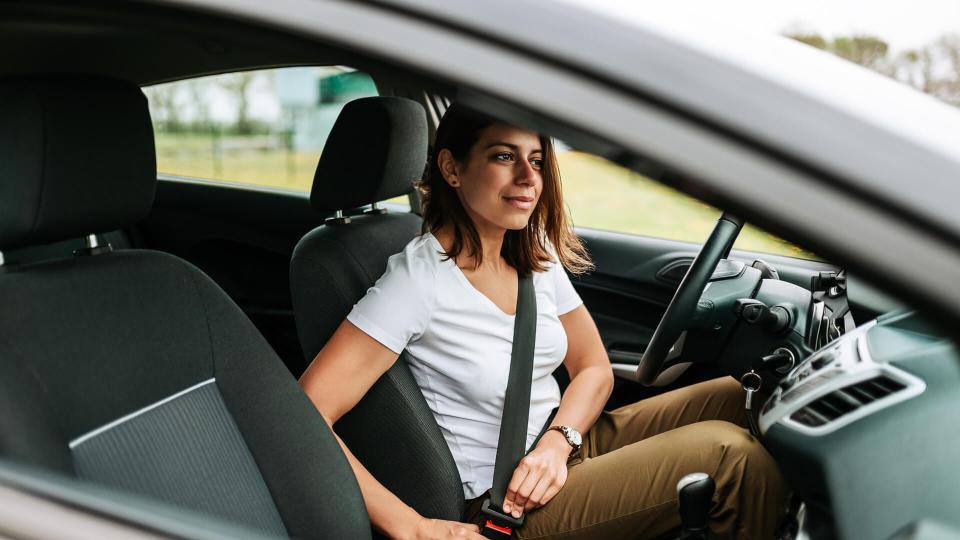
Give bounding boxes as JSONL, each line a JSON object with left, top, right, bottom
{"left": 310, "top": 97, "right": 427, "bottom": 212}
{"left": 0, "top": 75, "right": 156, "bottom": 251}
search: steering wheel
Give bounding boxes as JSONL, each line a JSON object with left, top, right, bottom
{"left": 636, "top": 213, "right": 744, "bottom": 386}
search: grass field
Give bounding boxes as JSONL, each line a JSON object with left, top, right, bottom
{"left": 155, "top": 132, "right": 817, "bottom": 259}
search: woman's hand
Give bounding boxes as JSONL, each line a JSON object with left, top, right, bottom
{"left": 501, "top": 430, "right": 571, "bottom": 517}
{"left": 399, "top": 516, "right": 485, "bottom": 540}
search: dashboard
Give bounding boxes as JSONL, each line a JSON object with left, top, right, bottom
{"left": 760, "top": 311, "right": 960, "bottom": 539}
{"left": 759, "top": 319, "right": 926, "bottom": 437}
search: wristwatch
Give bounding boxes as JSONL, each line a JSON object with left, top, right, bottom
{"left": 547, "top": 425, "right": 582, "bottom": 455}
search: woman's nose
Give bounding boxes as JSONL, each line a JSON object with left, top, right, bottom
{"left": 514, "top": 159, "right": 537, "bottom": 184}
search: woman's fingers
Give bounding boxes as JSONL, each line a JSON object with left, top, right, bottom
{"left": 503, "top": 462, "right": 530, "bottom": 515}
{"left": 541, "top": 481, "right": 564, "bottom": 507}
{"left": 513, "top": 453, "right": 562, "bottom": 514}
{"left": 504, "top": 451, "right": 569, "bottom": 515}
{"left": 523, "top": 463, "right": 567, "bottom": 511}
{"left": 544, "top": 464, "right": 568, "bottom": 506}
{"left": 523, "top": 476, "right": 553, "bottom": 512}
{"left": 514, "top": 466, "right": 550, "bottom": 511}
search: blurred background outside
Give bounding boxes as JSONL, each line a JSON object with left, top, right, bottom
{"left": 145, "top": 27, "right": 960, "bottom": 261}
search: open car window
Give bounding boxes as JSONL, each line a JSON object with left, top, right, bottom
{"left": 558, "top": 149, "right": 818, "bottom": 259}
{"left": 144, "top": 66, "right": 378, "bottom": 192}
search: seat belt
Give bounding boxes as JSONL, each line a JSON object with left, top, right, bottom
{"left": 481, "top": 273, "right": 537, "bottom": 539}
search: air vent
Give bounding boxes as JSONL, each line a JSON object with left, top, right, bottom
{"left": 790, "top": 375, "right": 906, "bottom": 427}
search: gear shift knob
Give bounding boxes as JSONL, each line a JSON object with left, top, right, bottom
{"left": 677, "top": 472, "right": 715, "bottom": 539}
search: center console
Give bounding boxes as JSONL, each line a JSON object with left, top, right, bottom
{"left": 759, "top": 320, "right": 926, "bottom": 436}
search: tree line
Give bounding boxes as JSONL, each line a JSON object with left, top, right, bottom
{"left": 787, "top": 32, "right": 960, "bottom": 107}
{"left": 146, "top": 72, "right": 267, "bottom": 136}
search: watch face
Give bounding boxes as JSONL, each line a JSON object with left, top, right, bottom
{"left": 565, "top": 427, "right": 582, "bottom": 447}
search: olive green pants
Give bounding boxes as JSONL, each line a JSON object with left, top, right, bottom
{"left": 464, "top": 377, "right": 785, "bottom": 539}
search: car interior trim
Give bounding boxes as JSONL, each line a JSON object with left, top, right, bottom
{"left": 69, "top": 378, "right": 216, "bottom": 449}
{"left": 158, "top": 174, "right": 313, "bottom": 198}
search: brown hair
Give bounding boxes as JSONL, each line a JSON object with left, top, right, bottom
{"left": 416, "top": 103, "right": 593, "bottom": 276}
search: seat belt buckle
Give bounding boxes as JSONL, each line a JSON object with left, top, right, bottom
{"left": 480, "top": 498, "right": 524, "bottom": 538}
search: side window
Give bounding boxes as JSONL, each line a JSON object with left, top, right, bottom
{"left": 558, "top": 150, "right": 817, "bottom": 259}
{"left": 144, "top": 67, "right": 378, "bottom": 192}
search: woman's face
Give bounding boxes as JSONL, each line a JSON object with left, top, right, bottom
{"left": 439, "top": 123, "right": 544, "bottom": 234}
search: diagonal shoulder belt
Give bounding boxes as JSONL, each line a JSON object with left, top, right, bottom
{"left": 481, "top": 273, "right": 536, "bottom": 539}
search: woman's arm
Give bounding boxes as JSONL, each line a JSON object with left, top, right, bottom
{"left": 501, "top": 304, "right": 613, "bottom": 516}
{"left": 300, "top": 320, "right": 483, "bottom": 540}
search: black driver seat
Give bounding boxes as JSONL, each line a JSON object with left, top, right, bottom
{"left": 290, "top": 97, "right": 466, "bottom": 525}
{"left": 0, "top": 75, "right": 369, "bottom": 539}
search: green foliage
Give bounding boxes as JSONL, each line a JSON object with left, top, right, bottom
{"left": 832, "top": 36, "right": 889, "bottom": 69}
{"left": 786, "top": 32, "right": 891, "bottom": 72}
{"left": 786, "top": 31, "right": 960, "bottom": 106}
{"left": 790, "top": 34, "right": 828, "bottom": 50}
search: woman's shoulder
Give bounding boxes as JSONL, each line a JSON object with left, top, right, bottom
{"left": 391, "top": 233, "right": 444, "bottom": 267}
{"left": 348, "top": 234, "right": 443, "bottom": 352}
{"left": 381, "top": 233, "right": 445, "bottom": 284}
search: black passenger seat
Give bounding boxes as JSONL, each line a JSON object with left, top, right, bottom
{"left": 0, "top": 75, "right": 370, "bottom": 539}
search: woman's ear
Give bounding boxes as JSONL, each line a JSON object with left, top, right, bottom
{"left": 437, "top": 149, "right": 460, "bottom": 187}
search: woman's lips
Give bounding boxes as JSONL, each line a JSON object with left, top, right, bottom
{"left": 504, "top": 196, "right": 534, "bottom": 210}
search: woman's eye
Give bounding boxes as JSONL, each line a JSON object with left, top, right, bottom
{"left": 530, "top": 158, "right": 544, "bottom": 170}
{"left": 495, "top": 152, "right": 514, "bottom": 162}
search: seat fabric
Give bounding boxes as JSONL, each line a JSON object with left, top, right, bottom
{"left": 0, "top": 74, "right": 371, "bottom": 539}
{"left": 0, "top": 250, "right": 370, "bottom": 538}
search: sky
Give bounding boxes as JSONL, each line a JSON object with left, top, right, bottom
{"left": 564, "top": 0, "right": 960, "bottom": 53}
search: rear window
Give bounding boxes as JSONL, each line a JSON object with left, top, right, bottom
{"left": 144, "top": 67, "right": 378, "bottom": 192}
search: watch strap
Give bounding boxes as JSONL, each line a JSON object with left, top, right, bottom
{"left": 547, "top": 425, "right": 581, "bottom": 453}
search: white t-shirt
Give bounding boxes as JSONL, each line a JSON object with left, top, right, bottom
{"left": 346, "top": 232, "right": 583, "bottom": 499}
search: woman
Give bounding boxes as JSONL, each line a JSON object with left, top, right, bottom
{"left": 299, "top": 104, "right": 784, "bottom": 540}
